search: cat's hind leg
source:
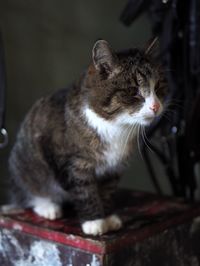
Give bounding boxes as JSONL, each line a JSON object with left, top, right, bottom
{"left": 30, "top": 196, "right": 62, "bottom": 220}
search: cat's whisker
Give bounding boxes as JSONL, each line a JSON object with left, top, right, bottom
{"left": 164, "top": 103, "right": 180, "bottom": 113}
{"left": 163, "top": 107, "right": 176, "bottom": 114}
{"left": 164, "top": 100, "right": 182, "bottom": 109}
{"left": 164, "top": 106, "right": 177, "bottom": 113}
{"left": 141, "top": 126, "right": 153, "bottom": 154}
{"left": 163, "top": 109, "right": 178, "bottom": 117}
{"left": 164, "top": 104, "right": 182, "bottom": 110}
{"left": 120, "top": 124, "right": 134, "bottom": 158}
{"left": 161, "top": 113, "right": 173, "bottom": 123}
{"left": 125, "top": 123, "right": 137, "bottom": 155}
{"left": 165, "top": 99, "right": 182, "bottom": 103}
{"left": 121, "top": 127, "right": 130, "bottom": 156}
{"left": 136, "top": 124, "right": 144, "bottom": 160}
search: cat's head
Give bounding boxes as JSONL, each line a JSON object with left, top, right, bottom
{"left": 86, "top": 39, "right": 167, "bottom": 127}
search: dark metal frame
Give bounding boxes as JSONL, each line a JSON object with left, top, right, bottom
{"left": 121, "top": 0, "right": 200, "bottom": 200}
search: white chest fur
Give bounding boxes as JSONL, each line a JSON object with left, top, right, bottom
{"left": 83, "top": 106, "right": 136, "bottom": 175}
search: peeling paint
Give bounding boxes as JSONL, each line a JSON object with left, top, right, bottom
{"left": 90, "top": 254, "right": 101, "bottom": 266}
{"left": 13, "top": 223, "right": 23, "bottom": 231}
{"left": 0, "top": 229, "right": 62, "bottom": 266}
{"left": 0, "top": 230, "right": 7, "bottom": 256}
{"left": 0, "top": 229, "right": 102, "bottom": 266}
{"left": 15, "top": 240, "right": 62, "bottom": 266}
{"left": 66, "top": 249, "right": 73, "bottom": 266}
{"left": 68, "top": 234, "right": 76, "bottom": 240}
{"left": 0, "top": 229, "right": 24, "bottom": 259}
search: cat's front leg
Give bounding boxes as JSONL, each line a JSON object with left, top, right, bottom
{"left": 81, "top": 214, "right": 122, "bottom": 236}
{"left": 98, "top": 173, "right": 120, "bottom": 216}
{"left": 65, "top": 165, "right": 121, "bottom": 235}
{"left": 70, "top": 181, "right": 110, "bottom": 236}
{"left": 85, "top": 173, "right": 122, "bottom": 234}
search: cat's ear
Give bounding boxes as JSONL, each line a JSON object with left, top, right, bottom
{"left": 92, "top": 40, "right": 120, "bottom": 77}
{"left": 144, "top": 37, "right": 159, "bottom": 56}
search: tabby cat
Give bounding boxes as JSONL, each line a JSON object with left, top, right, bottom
{"left": 8, "top": 39, "right": 167, "bottom": 235}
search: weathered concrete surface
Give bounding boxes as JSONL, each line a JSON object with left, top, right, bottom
{"left": 0, "top": 229, "right": 101, "bottom": 266}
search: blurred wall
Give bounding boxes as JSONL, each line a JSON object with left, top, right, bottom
{"left": 0, "top": 0, "right": 171, "bottom": 203}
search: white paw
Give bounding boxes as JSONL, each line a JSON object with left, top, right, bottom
{"left": 106, "top": 214, "right": 122, "bottom": 231}
{"left": 34, "top": 202, "right": 62, "bottom": 220}
{"left": 32, "top": 197, "right": 62, "bottom": 220}
{"left": 81, "top": 219, "right": 109, "bottom": 236}
{"left": 81, "top": 215, "right": 122, "bottom": 236}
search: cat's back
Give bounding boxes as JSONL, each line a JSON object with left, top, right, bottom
{"left": 21, "top": 88, "right": 70, "bottom": 135}
{"left": 10, "top": 87, "right": 74, "bottom": 163}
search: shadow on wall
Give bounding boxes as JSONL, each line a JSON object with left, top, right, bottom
{"left": 0, "top": 0, "right": 168, "bottom": 204}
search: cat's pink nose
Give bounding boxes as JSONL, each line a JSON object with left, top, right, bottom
{"left": 149, "top": 102, "right": 160, "bottom": 114}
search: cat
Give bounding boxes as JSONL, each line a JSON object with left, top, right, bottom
{"left": 7, "top": 39, "right": 167, "bottom": 236}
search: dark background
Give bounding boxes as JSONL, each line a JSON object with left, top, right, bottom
{"left": 0, "top": 0, "right": 171, "bottom": 203}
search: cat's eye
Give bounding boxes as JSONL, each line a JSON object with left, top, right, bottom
{"left": 131, "top": 87, "right": 145, "bottom": 101}
{"left": 135, "top": 94, "right": 145, "bottom": 102}
{"left": 128, "top": 86, "right": 139, "bottom": 96}
{"left": 119, "top": 86, "right": 144, "bottom": 102}
{"left": 132, "top": 86, "right": 139, "bottom": 94}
